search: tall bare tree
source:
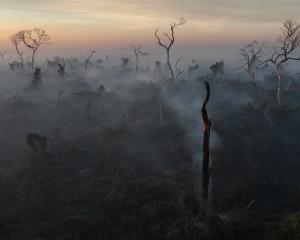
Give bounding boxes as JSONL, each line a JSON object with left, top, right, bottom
{"left": 240, "top": 41, "right": 265, "bottom": 108}
{"left": 174, "top": 57, "right": 184, "bottom": 79}
{"left": 85, "top": 50, "right": 96, "bottom": 73}
{"left": 155, "top": 17, "right": 186, "bottom": 82}
{"left": 267, "top": 20, "right": 300, "bottom": 107}
{"left": 19, "top": 28, "right": 51, "bottom": 71}
{"left": 10, "top": 32, "right": 24, "bottom": 69}
{"left": 130, "top": 45, "right": 148, "bottom": 73}
{"left": 201, "top": 80, "right": 211, "bottom": 207}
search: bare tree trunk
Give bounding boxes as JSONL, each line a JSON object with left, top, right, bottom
{"left": 201, "top": 81, "right": 211, "bottom": 207}
{"left": 250, "top": 73, "right": 259, "bottom": 109}
{"left": 31, "top": 51, "right": 36, "bottom": 72}
{"left": 167, "top": 50, "right": 174, "bottom": 81}
{"left": 15, "top": 46, "right": 24, "bottom": 70}
{"left": 85, "top": 60, "right": 88, "bottom": 73}
{"left": 159, "top": 81, "right": 164, "bottom": 126}
{"left": 135, "top": 55, "right": 139, "bottom": 73}
{"left": 275, "top": 65, "right": 282, "bottom": 107}
{"left": 20, "top": 55, "right": 24, "bottom": 70}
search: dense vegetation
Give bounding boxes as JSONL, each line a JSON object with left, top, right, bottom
{"left": 0, "top": 56, "right": 299, "bottom": 240}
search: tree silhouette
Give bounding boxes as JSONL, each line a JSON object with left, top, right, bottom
{"left": 267, "top": 20, "right": 300, "bottom": 107}
{"left": 19, "top": 28, "right": 51, "bottom": 71}
{"left": 130, "top": 45, "right": 148, "bottom": 73}
{"left": 155, "top": 17, "right": 186, "bottom": 82}
{"left": 85, "top": 50, "right": 96, "bottom": 73}
{"left": 239, "top": 41, "right": 265, "bottom": 109}
{"left": 201, "top": 80, "right": 211, "bottom": 208}
{"left": 10, "top": 32, "right": 24, "bottom": 70}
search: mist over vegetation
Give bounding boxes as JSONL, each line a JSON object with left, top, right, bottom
{"left": 0, "top": 19, "right": 300, "bottom": 240}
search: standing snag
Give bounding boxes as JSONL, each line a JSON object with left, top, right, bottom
{"left": 155, "top": 17, "right": 186, "bottom": 82}
{"left": 174, "top": 57, "right": 184, "bottom": 79}
{"left": 30, "top": 68, "right": 42, "bottom": 89}
{"left": 26, "top": 133, "right": 48, "bottom": 158}
{"left": 57, "top": 61, "right": 66, "bottom": 78}
{"left": 130, "top": 45, "right": 148, "bottom": 73}
{"left": 239, "top": 41, "right": 265, "bottom": 109}
{"left": 85, "top": 50, "right": 96, "bottom": 73}
{"left": 10, "top": 32, "right": 24, "bottom": 70}
{"left": 210, "top": 61, "right": 224, "bottom": 79}
{"left": 267, "top": 20, "right": 300, "bottom": 107}
{"left": 201, "top": 80, "right": 211, "bottom": 206}
{"left": 19, "top": 28, "right": 51, "bottom": 71}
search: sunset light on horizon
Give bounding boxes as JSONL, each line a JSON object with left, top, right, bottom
{"left": 1, "top": 0, "right": 300, "bottom": 52}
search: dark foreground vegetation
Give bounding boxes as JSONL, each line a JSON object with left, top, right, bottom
{"left": 0, "top": 70, "right": 299, "bottom": 239}
{"left": 0, "top": 19, "right": 300, "bottom": 240}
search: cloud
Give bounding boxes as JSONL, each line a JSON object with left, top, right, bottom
{"left": 2, "top": 0, "right": 300, "bottom": 23}
{"left": 1, "top": 0, "right": 300, "bottom": 48}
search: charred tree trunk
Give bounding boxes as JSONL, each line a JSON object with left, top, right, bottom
{"left": 201, "top": 80, "right": 211, "bottom": 205}
{"left": 275, "top": 65, "right": 282, "bottom": 107}
{"left": 166, "top": 50, "right": 175, "bottom": 81}
{"left": 250, "top": 72, "right": 259, "bottom": 109}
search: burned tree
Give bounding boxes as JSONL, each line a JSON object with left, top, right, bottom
{"left": 26, "top": 133, "right": 47, "bottom": 158}
{"left": 19, "top": 28, "right": 51, "bottom": 71}
{"left": 10, "top": 32, "right": 24, "bottom": 70}
{"left": 121, "top": 57, "right": 130, "bottom": 68}
{"left": 174, "top": 57, "right": 184, "bottom": 79}
{"left": 239, "top": 41, "right": 265, "bottom": 109}
{"left": 155, "top": 17, "right": 186, "bottom": 82}
{"left": 130, "top": 45, "right": 148, "bottom": 73}
{"left": 85, "top": 50, "right": 96, "bottom": 73}
{"left": 210, "top": 61, "right": 224, "bottom": 79}
{"left": 267, "top": 20, "right": 300, "bottom": 107}
{"left": 30, "top": 68, "right": 42, "bottom": 89}
{"left": 57, "top": 62, "right": 66, "bottom": 78}
{"left": 8, "top": 61, "right": 22, "bottom": 72}
{"left": 201, "top": 80, "right": 211, "bottom": 205}
{"left": 154, "top": 61, "right": 164, "bottom": 126}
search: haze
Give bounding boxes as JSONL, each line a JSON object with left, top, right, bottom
{"left": 1, "top": 0, "right": 300, "bottom": 60}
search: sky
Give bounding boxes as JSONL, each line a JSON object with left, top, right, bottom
{"left": 0, "top": 0, "right": 300, "bottom": 60}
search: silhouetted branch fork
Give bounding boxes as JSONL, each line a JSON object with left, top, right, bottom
{"left": 154, "top": 18, "right": 186, "bottom": 81}
{"left": 85, "top": 50, "right": 96, "bottom": 72}
{"left": 201, "top": 80, "right": 211, "bottom": 202}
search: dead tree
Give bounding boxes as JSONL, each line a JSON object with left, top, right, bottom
{"left": 26, "top": 133, "right": 47, "bottom": 158}
{"left": 210, "top": 61, "right": 224, "bottom": 79}
{"left": 201, "top": 80, "right": 211, "bottom": 205}
{"left": 85, "top": 50, "right": 96, "bottom": 73}
{"left": 175, "top": 57, "right": 184, "bottom": 79}
{"left": 239, "top": 41, "right": 265, "bottom": 109}
{"left": 155, "top": 61, "right": 165, "bottom": 126}
{"left": 155, "top": 17, "right": 186, "bottom": 82}
{"left": 10, "top": 32, "right": 24, "bottom": 69}
{"left": 30, "top": 68, "right": 42, "bottom": 89}
{"left": 19, "top": 28, "right": 51, "bottom": 71}
{"left": 130, "top": 45, "right": 148, "bottom": 73}
{"left": 266, "top": 20, "right": 300, "bottom": 107}
{"left": 8, "top": 61, "right": 22, "bottom": 72}
{"left": 57, "top": 62, "right": 66, "bottom": 78}
{"left": 121, "top": 57, "right": 130, "bottom": 67}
